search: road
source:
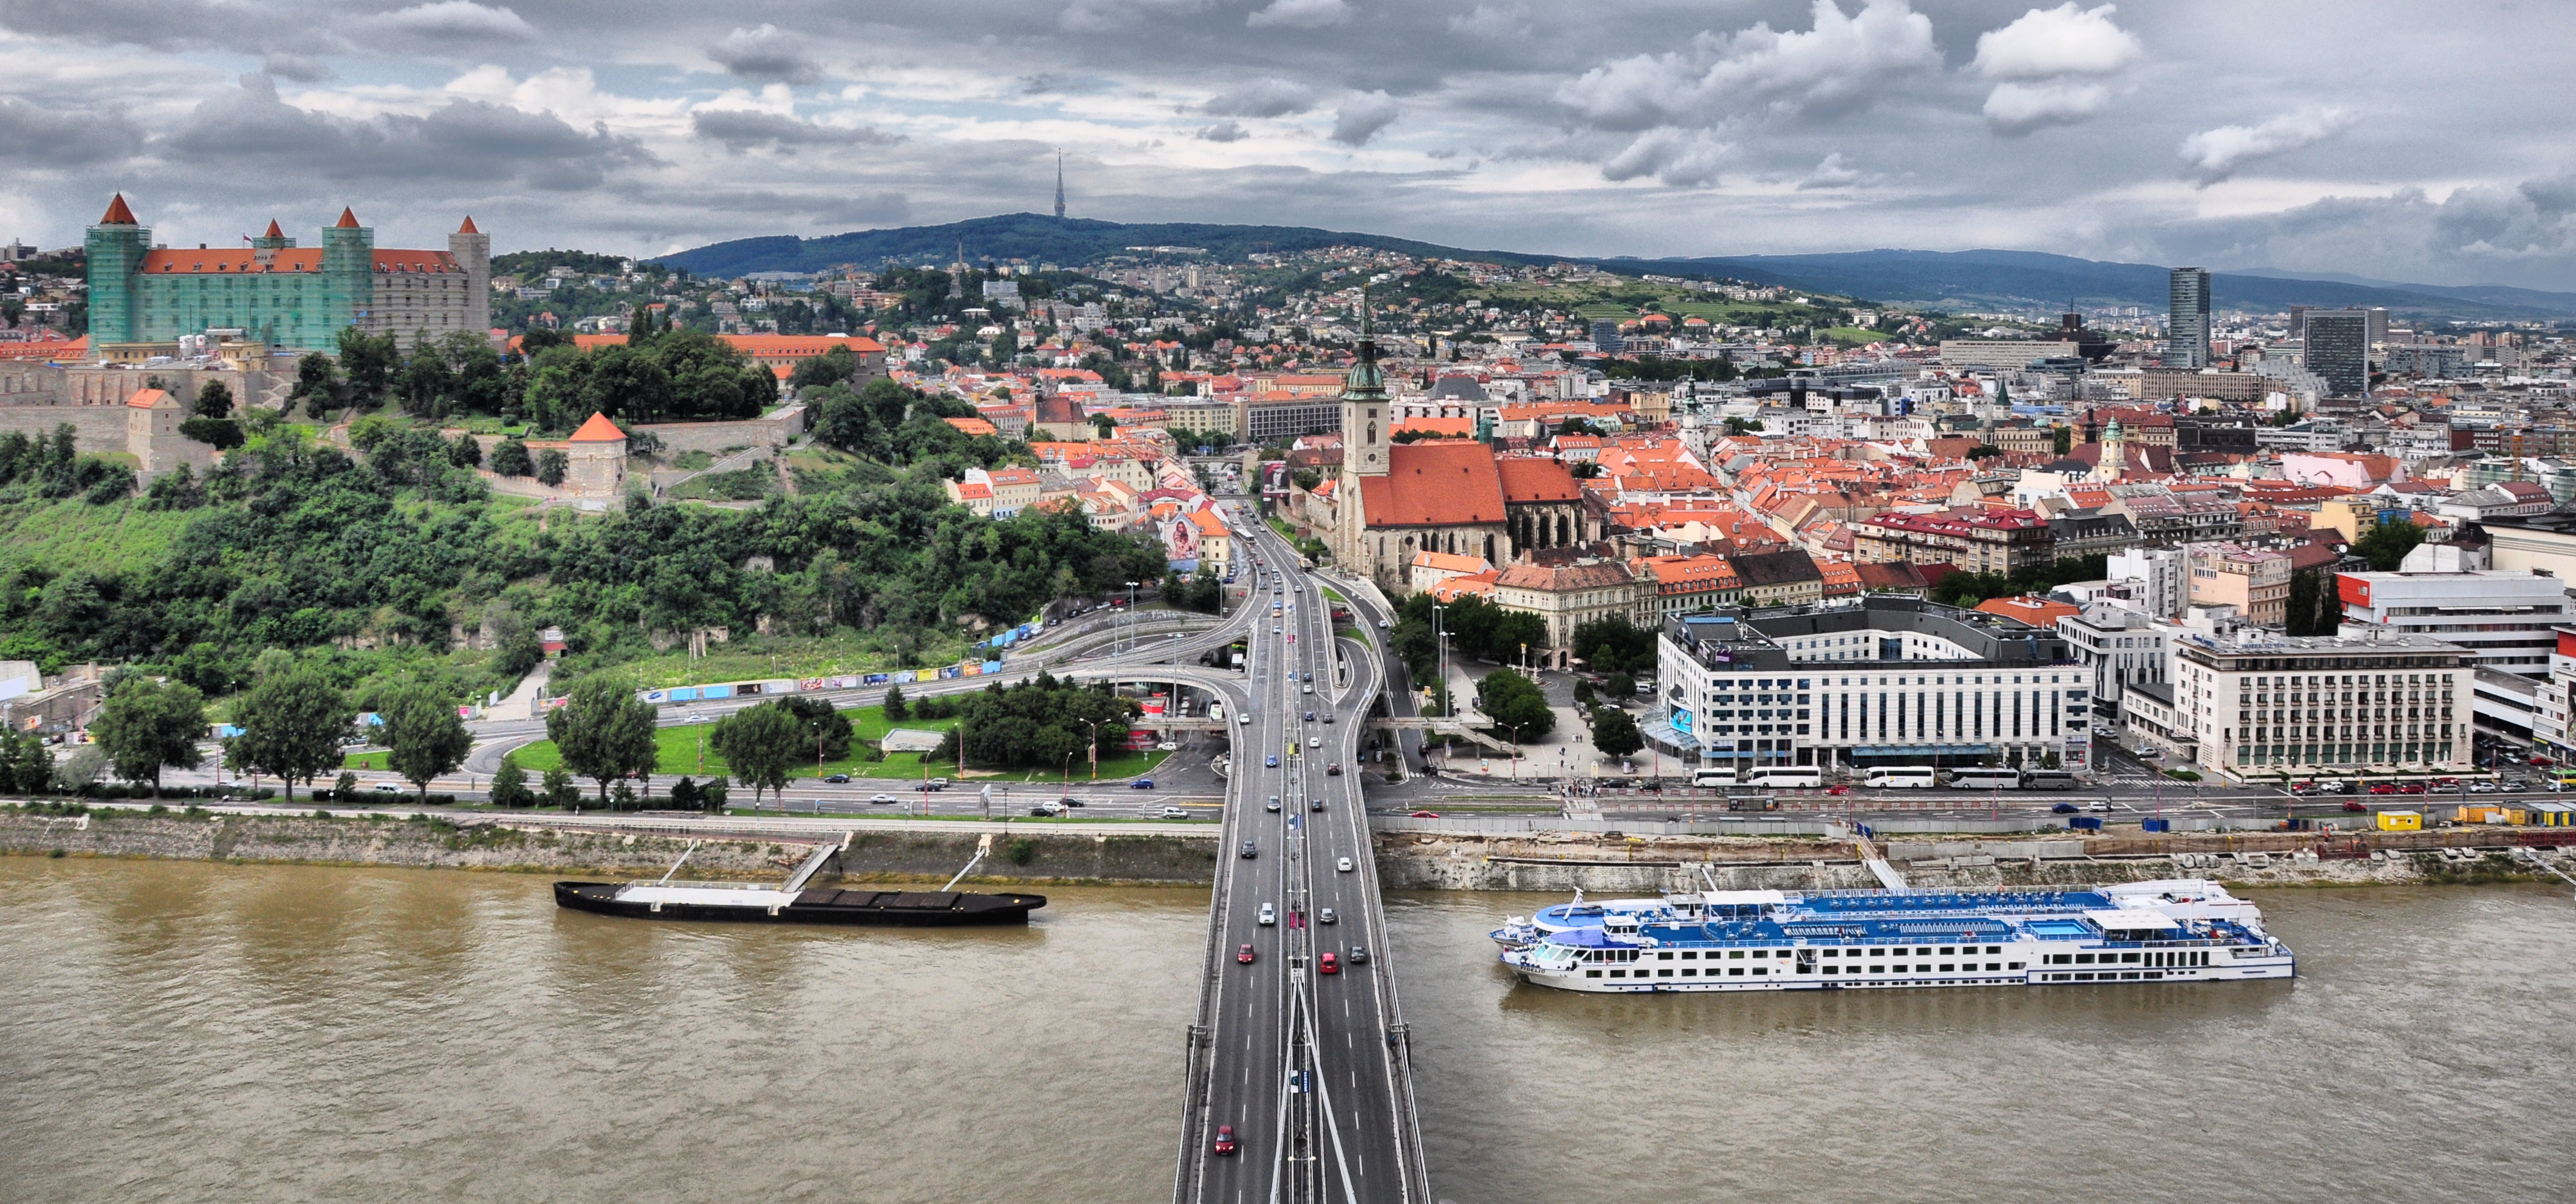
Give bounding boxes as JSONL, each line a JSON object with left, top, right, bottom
{"left": 1179, "top": 512, "right": 1426, "bottom": 1204}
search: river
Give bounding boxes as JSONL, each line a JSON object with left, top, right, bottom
{"left": 4, "top": 859, "right": 2572, "bottom": 1203}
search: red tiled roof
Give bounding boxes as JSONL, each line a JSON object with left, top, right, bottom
{"left": 125, "top": 387, "right": 170, "bottom": 410}
{"left": 1359, "top": 440, "right": 1507, "bottom": 528}
{"left": 335, "top": 207, "right": 361, "bottom": 229}
{"left": 568, "top": 412, "right": 626, "bottom": 442}
{"left": 100, "top": 194, "right": 137, "bottom": 225}
{"left": 1496, "top": 455, "right": 1581, "bottom": 503}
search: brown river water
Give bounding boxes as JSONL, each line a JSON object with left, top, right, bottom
{"left": 4, "top": 859, "right": 2572, "bottom": 1203}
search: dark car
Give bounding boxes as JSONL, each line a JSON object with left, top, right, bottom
{"left": 1321, "top": 712, "right": 1333, "bottom": 723}
{"left": 1326, "top": 763, "right": 1341, "bottom": 776}
{"left": 822, "top": 773, "right": 852, "bottom": 784}
{"left": 1213, "top": 1124, "right": 1236, "bottom": 1156}
{"left": 1240, "top": 841, "right": 1258, "bottom": 859}
{"left": 1060, "top": 797, "right": 1083, "bottom": 808}
{"left": 1348, "top": 944, "right": 1370, "bottom": 965}
{"left": 1305, "top": 711, "right": 1315, "bottom": 721}
{"left": 1266, "top": 755, "right": 1279, "bottom": 768}
{"left": 1132, "top": 778, "right": 1156, "bottom": 789}
{"left": 1237, "top": 943, "right": 1256, "bottom": 965}
{"left": 1310, "top": 797, "right": 1324, "bottom": 811}
{"left": 2050, "top": 802, "right": 2078, "bottom": 814}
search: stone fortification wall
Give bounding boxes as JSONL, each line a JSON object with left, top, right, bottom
{"left": 0, "top": 405, "right": 132, "bottom": 453}
{"left": 634, "top": 406, "right": 805, "bottom": 455}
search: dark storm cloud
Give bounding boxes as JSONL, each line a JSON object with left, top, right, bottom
{"left": 0, "top": 99, "right": 147, "bottom": 164}
{"left": 164, "top": 74, "right": 651, "bottom": 191}
{"left": 690, "top": 109, "right": 901, "bottom": 154}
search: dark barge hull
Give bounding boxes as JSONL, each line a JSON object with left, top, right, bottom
{"left": 553, "top": 882, "right": 1045, "bottom": 926}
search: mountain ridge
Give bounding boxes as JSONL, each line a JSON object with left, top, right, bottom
{"left": 658, "top": 216, "right": 2576, "bottom": 320}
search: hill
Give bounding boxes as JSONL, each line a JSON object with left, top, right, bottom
{"left": 660, "top": 216, "right": 2576, "bottom": 321}
{"left": 1608, "top": 249, "right": 2576, "bottom": 320}
{"left": 659, "top": 213, "right": 1549, "bottom": 278}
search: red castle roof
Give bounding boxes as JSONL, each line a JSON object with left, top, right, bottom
{"left": 99, "top": 194, "right": 137, "bottom": 225}
{"left": 568, "top": 412, "right": 627, "bottom": 442}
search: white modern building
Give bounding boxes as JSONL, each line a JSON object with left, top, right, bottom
{"left": 2056, "top": 604, "right": 2172, "bottom": 720}
{"left": 2335, "top": 569, "right": 2572, "bottom": 678}
{"left": 2170, "top": 628, "right": 2473, "bottom": 780}
{"left": 1656, "top": 596, "right": 2092, "bottom": 775}
{"left": 2107, "top": 546, "right": 2187, "bottom": 619}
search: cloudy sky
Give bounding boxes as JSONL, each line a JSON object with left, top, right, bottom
{"left": 5, "top": 0, "right": 2574, "bottom": 289}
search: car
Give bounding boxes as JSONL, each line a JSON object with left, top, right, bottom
{"left": 1307, "top": 737, "right": 1321, "bottom": 748}
{"left": 1377, "top": 619, "right": 1389, "bottom": 629}
{"left": 1266, "top": 796, "right": 1283, "bottom": 812}
{"left": 869, "top": 793, "right": 897, "bottom": 804}
{"left": 1337, "top": 856, "right": 1354, "bottom": 873}
{"left": 1266, "top": 755, "right": 1279, "bottom": 768}
{"left": 2343, "top": 800, "right": 2368, "bottom": 813}
{"left": 1273, "top": 625, "right": 1283, "bottom": 633}
{"left": 928, "top": 777, "right": 951, "bottom": 790}
{"left": 2399, "top": 782, "right": 2427, "bottom": 795}
{"left": 1058, "top": 796, "right": 1085, "bottom": 808}
{"left": 1132, "top": 777, "right": 1157, "bottom": 789}
{"left": 1237, "top": 943, "right": 1256, "bottom": 965}
{"left": 1258, "top": 903, "right": 1275, "bottom": 925}
{"left": 2085, "top": 800, "right": 2111, "bottom": 813}
{"left": 1318, "top": 907, "right": 1337, "bottom": 924}
{"left": 1305, "top": 711, "right": 1316, "bottom": 721}
{"left": 1303, "top": 672, "right": 1314, "bottom": 683}
{"left": 1238, "top": 712, "right": 1252, "bottom": 725}
{"left": 1302, "top": 684, "right": 1313, "bottom": 695}
{"left": 1213, "top": 1124, "right": 1237, "bottom": 1156}
{"left": 1310, "top": 797, "right": 1324, "bottom": 811}
{"left": 1326, "top": 763, "right": 1342, "bottom": 776}
{"left": 1319, "top": 952, "right": 1339, "bottom": 975}
{"left": 1159, "top": 805, "right": 1190, "bottom": 819}
{"left": 1824, "top": 785, "right": 1851, "bottom": 796}
{"left": 2369, "top": 782, "right": 2399, "bottom": 795}
{"left": 370, "top": 782, "right": 400, "bottom": 793}
{"left": 2050, "top": 802, "right": 2077, "bottom": 814}
{"left": 1028, "top": 803, "right": 1063, "bottom": 817}
{"left": 823, "top": 773, "right": 852, "bottom": 784}
{"left": 2535, "top": 755, "right": 2557, "bottom": 766}
{"left": 1321, "top": 711, "right": 1334, "bottom": 724}
{"left": 1409, "top": 811, "right": 1439, "bottom": 818}
{"left": 1156, "top": 741, "right": 1179, "bottom": 752}
{"left": 1347, "top": 944, "right": 1370, "bottom": 965}
{"left": 2468, "top": 780, "right": 2501, "bottom": 793}
{"left": 1241, "top": 841, "right": 1258, "bottom": 859}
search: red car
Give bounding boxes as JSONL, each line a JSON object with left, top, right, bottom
{"left": 1213, "top": 1124, "right": 1236, "bottom": 1156}
{"left": 2369, "top": 783, "right": 2399, "bottom": 795}
{"left": 2533, "top": 756, "right": 2555, "bottom": 766}
{"left": 1824, "top": 785, "right": 1852, "bottom": 796}
{"left": 1320, "top": 952, "right": 1338, "bottom": 974}
{"left": 2343, "top": 800, "right": 2368, "bottom": 813}
{"left": 2399, "top": 783, "right": 2427, "bottom": 795}
{"left": 1409, "top": 811, "right": 1439, "bottom": 818}
{"left": 1238, "top": 943, "right": 1256, "bottom": 965}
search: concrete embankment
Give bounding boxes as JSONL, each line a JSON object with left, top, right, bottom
{"left": 1375, "top": 828, "right": 2572, "bottom": 893}
{"left": 1, "top": 808, "right": 1220, "bottom": 886}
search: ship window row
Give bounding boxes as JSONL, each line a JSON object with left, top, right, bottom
{"left": 1589, "top": 963, "right": 2032, "bottom": 979}
{"left": 2044, "top": 950, "right": 2208, "bottom": 966}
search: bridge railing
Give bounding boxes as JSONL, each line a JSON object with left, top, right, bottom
{"left": 1171, "top": 681, "right": 1247, "bottom": 1204}
{"left": 1337, "top": 642, "right": 1435, "bottom": 1203}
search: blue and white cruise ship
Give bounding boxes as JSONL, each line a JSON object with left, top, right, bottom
{"left": 1497, "top": 881, "right": 2293, "bottom": 992}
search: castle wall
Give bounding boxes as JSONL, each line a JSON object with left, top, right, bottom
{"left": 632, "top": 407, "right": 806, "bottom": 455}
{"left": 0, "top": 406, "right": 134, "bottom": 453}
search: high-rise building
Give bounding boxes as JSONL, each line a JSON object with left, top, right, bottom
{"left": 2303, "top": 310, "right": 2369, "bottom": 396}
{"left": 1589, "top": 319, "right": 1624, "bottom": 354}
{"left": 2167, "top": 267, "right": 2211, "bottom": 368}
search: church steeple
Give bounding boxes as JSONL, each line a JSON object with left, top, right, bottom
{"left": 1053, "top": 150, "right": 1066, "bottom": 221}
{"left": 1343, "top": 287, "right": 1388, "bottom": 477}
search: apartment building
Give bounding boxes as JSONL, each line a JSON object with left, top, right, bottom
{"left": 2168, "top": 628, "right": 2472, "bottom": 777}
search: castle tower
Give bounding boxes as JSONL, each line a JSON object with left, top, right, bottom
{"left": 251, "top": 219, "right": 293, "bottom": 251}
{"left": 321, "top": 207, "right": 374, "bottom": 339}
{"left": 2100, "top": 417, "right": 2126, "bottom": 478}
{"left": 83, "top": 194, "right": 148, "bottom": 347}
{"left": 450, "top": 216, "right": 492, "bottom": 338}
{"left": 1332, "top": 289, "right": 1391, "bottom": 574}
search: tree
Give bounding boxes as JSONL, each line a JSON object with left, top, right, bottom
{"left": 1590, "top": 706, "right": 1645, "bottom": 759}
{"left": 883, "top": 684, "right": 909, "bottom": 721}
{"left": 535, "top": 448, "right": 569, "bottom": 486}
{"left": 541, "top": 767, "right": 578, "bottom": 808}
{"left": 382, "top": 684, "right": 472, "bottom": 800}
{"left": 773, "top": 695, "right": 854, "bottom": 764}
{"left": 333, "top": 770, "right": 358, "bottom": 801}
{"left": 290, "top": 353, "right": 339, "bottom": 418}
{"left": 337, "top": 328, "right": 401, "bottom": 405}
{"left": 1605, "top": 671, "right": 1636, "bottom": 700}
{"left": 239, "top": 666, "right": 354, "bottom": 803}
{"left": 545, "top": 675, "right": 659, "bottom": 810}
{"left": 2354, "top": 517, "right": 2426, "bottom": 572}
{"left": 448, "top": 432, "right": 484, "bottom": 469}
{"left": 1722, "top": 416, "right": 1756, "bottom": 436}
{"left": 193, "top": 379, "right": 233, "bottom": 419}
{"left": 1475, "top": 668, "right": 1555, "bottom": 743}
{"left": 490, "top": 755, "right": 535, "bottom": 808}
{"left": 0, "top": 730, "right": 55, "bottom": 794}
{"left": 1572, "top": 615, "right": 1655, "bottom": 675}
{"left": 2050, "top": 425, "right": 2074, "bottom": 456}
{"left": 91, "top": 676, "right": 208, "bottom": 789}
{"left": 710, "top": 701, "right": 804, "bottom": 808}
{"left": 490, "top": 436, "right": 534, "bottom": 477}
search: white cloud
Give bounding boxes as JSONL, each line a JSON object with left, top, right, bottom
{"left": 1601, "top": 128, "right": 1732, "bottom": 187}
{"left": 1797, "top": 151, "right": 1867, "bottom": 190}
{"left": 1247, "top": 0, "right": 1351, "bottom": 29}
{"left": 1201, "top": 78, "right": 1316, "bottom": 118}
{"left": 1059, "top": 0, "right": 1211, "bottom": 33}
{"left": 373, "top": 1, "right": 533, "bottom": 43}
{"left": 1330, "top": 91, "right": 1399, "bottom": 145}
{"left": 1557, "top": 0, "right": 1940, "bottom": 132}
{"left": 1982, "top": 80, "right": 2110, "bottom": 134}
{"left": 1973, "top": 4, "right": 2141, "bottom": 80}
{"left": 2179, "top": 105, "right": 2357, "bottom": 184}
{"left": 1447, "top": 4, "right": 1527, "bottom": 40}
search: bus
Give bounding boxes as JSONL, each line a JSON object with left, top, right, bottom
{"left": 1945, "top": 767, "right": 2022, "bottom": 789}
{"left": 1691, "top": 768, "right": 1736, "bottom": 788}
{"left": 1744, "top": 766, "right": 1822, "bottom": 789}
{"left": 2020, "top": 769, "right": 2079, "bottom": 791}
{"left": 1865, "top": 766, "right": 1938, "bottom": 789}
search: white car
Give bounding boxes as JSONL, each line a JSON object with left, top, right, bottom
{"left": 1337, "top": 856, "right": 1354, "bottom": 873}
{"left": 1258, "top": 903, "right": 1276, "bottom": 926}
{"left": 1156, "top": 740, "right": 1179, "bottom": 751}
{"left": 1158, "top": 805, "right": 1190, "bottom": 819}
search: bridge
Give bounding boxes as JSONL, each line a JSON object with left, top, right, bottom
{"left": 1129, "top": 511, "right": 1432, "bottom": 1204}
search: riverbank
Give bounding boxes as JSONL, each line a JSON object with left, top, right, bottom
{"left": 0, "top": 807, "right": 1220, "bottom": 886}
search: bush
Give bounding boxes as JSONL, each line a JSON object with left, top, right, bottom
{"left": 422, "top": 793, "right": 458, "bottom": 807}
{"left": 1005, "top": 836, "right": 1037, "bottom": 865}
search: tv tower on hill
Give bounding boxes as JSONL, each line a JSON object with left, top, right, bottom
{"left": 1053, "top": 150, "right": 1066, "bottom": 220}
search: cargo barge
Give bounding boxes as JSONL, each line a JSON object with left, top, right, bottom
{"left": 552, "top": 832, "right": 1044, "bottom": 926}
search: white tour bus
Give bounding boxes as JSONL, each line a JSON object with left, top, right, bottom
{"left": 1865, "top": 766, "right": 1939, "bottom": 789}
{"left": 1744, "top": 766, "right": 1821, "bottom": 789}
{"left": 1945, "top": 766, "right": 2023, "bottom": 789}
{"left": 1691, "top": 768, "right": 1737, "bottom": 788}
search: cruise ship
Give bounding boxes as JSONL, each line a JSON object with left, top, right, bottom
{"left": 1497, "top": 881, "right": 2293, "bottom": 992}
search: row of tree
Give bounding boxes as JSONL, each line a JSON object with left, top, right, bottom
{"left": 84, "top": 659, "right": 473, "bottom": 803}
